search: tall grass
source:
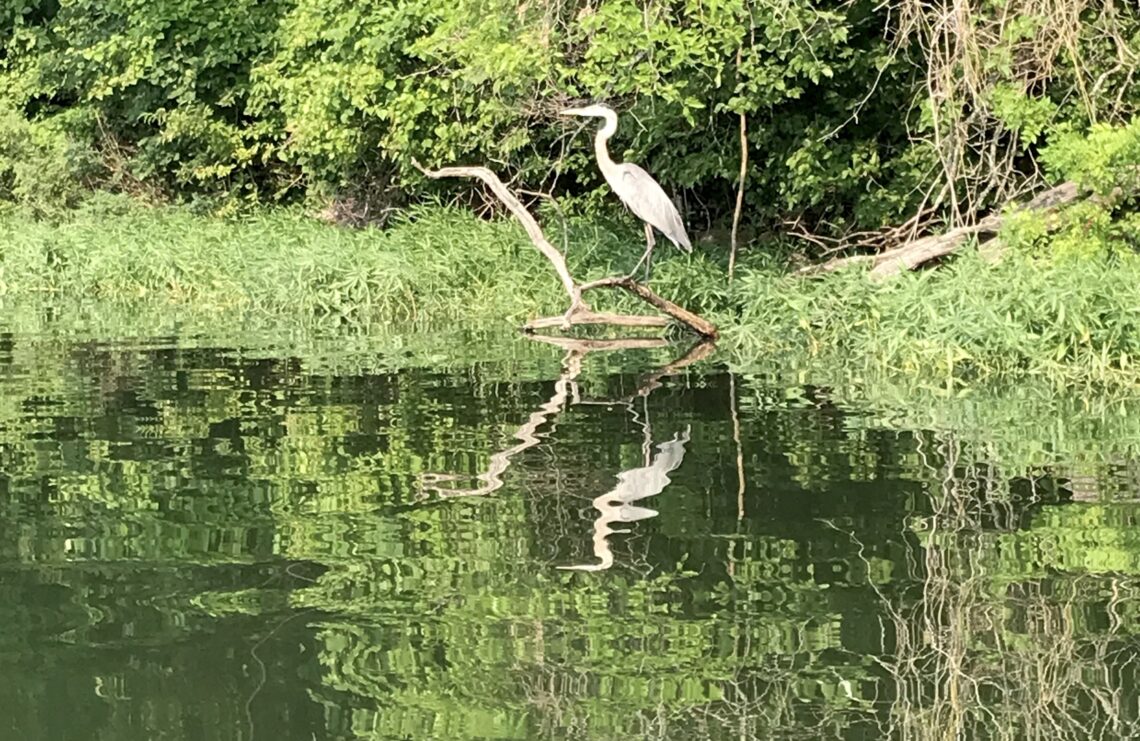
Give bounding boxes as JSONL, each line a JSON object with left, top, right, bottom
{"left": 2, "top": 195, "right": 708, "bottom": 325}
{"left": 4, "top": 197, "right": 1140, "bottom": 390}
{"left": 728, "top": 249, "right": 1140, "bottom": 387}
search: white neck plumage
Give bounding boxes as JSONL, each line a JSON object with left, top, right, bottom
{"left": 593, "top": 108, "right": 619, "bottom": 172}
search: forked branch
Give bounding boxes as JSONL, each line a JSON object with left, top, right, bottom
{"left": 413, "top": 161, "right": 576, "bottom": 301}
{"left": 413, "top": 161, "right": 718, "bottom": 339}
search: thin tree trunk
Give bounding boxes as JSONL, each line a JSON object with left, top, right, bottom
{"left": 729, "top": 47, "right": 748, "bottom": 285}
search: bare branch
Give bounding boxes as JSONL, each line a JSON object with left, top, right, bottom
{"left": 797, "top": 180, "right": 1100, "bottom": 278}
{"left": 524, "top": 312, "right": 671, "bottom": 331}
{"left": 574, "top": 276, "right": 720, "bottom": 339}
{"left": 414, "top": 160, "right": 719, "bottom": 338}
{"left": 413, "top": 160, "right": 577, "bottom": 302}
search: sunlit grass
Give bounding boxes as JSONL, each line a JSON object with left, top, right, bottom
{"left": 1, "top": 195, "right": 732, "bottom": 327}
{"left": 2, "top": 197, "right": 561, "bottom": 323}
{"left": 4, "top": 196, "right": 1140, "bottom": 391}
{"left": 727, "top": 249, "right": 1140, "bottom": 388}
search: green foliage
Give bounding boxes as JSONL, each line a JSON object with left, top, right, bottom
{"left": 0, "top": 0, "right": 929, "bottom": 227}
{"left": 986, "top": 82, "right": 1059, "bottom": 147}
{"left": 247, "top": 0, "right": 921, "bottom": 227}
{"left": 0, "top": 200, "right": 550, "bottom": 322}
{"left": 998, "top": 119, "right": 1140, "bottom": 259}
{"left": 0, "top": 199, "right": 729, "bottom": 326}
{"left": 2, "top": 0, "right": 287, "bottom": 197}
{"left": 1040, "top": 118, "right": 1140, "bottom": 196}
{"left": 4, "top": 0, "right": 1140, "bottom": 236}
{"left": 0, "top": 106, "right": 98, "bottom": 215}
{"left": 6, "top": 197, "right": 1140, "bottom": 392}
{"left": 728, "top": 249, "right": 1140, "bottom": 387}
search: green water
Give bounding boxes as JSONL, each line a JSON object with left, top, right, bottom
{"left": 2, "top": 324, "right": 1139, "bottom": 740}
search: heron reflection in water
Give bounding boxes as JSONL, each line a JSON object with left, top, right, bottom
{"left": 559, "top": 425, "right": 691, "bottom": 572}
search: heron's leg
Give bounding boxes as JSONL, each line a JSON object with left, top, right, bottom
{"left": 644, "top": 222, "right": 655, "bottom": 282}
{"left": 627, "top": 223, "right": 656, "bottom": 281}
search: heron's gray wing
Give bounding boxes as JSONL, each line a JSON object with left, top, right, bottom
{"left": 614, "top": 163, "right": 692, "bottom": 251}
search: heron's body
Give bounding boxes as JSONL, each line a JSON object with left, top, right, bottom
{"left": 562, "top": 104, "right": 691, "bottom": 276}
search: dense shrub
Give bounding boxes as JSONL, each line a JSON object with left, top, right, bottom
{"left": 3, "top": 0, "right": 287, "bottom": 196}
{"left": 0, "top": 106, "right": 99, "bottom": 215}
{"left": 247, "top": 0, "right": 919, "bottom": 228}
{"left": 2, "top": 0, "right": 1139, "bottom": 234}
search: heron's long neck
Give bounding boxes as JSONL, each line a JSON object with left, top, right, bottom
{"left": 593, "top": 112, "right": 619, "bottom": 173}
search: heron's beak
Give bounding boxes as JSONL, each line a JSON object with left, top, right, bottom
{"left": 559, "top": 108, "right": 588, "bottom": 116}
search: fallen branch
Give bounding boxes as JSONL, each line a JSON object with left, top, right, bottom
{"left": 796, "top": 181, "right": 1086, "bottom": 278}
{"left": 413, "top": 161, "right": 577, "bottom": 302}
{"left": 868, "top": 214, "right": 1002, "bottom": 278}
{"left": 531, "top": 276, "right": 719, "bottom": 339}
{"left": 524, "top": 312, "right": 670, "bottom": 331}
{"left": 413, "top": 160, "right": 718, "bottom": 339}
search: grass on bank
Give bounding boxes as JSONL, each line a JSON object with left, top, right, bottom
{"left": 1, "top": 195, "right": 578, "bottom": 323}
{"left": 729, "top": 249, "right": 1140, "bottom": 387}
{"left": 3, "top": 195, "right": 1140, "bottom": 389}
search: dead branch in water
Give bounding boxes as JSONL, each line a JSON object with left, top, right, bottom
{"left": 413, "top": 160, "right": 718, "bottom": 339}
{"left": 564, "top": 276, "right": 719, "bottom": 338}
{"left": 523, "top": 311, "right": 670, "bottom": 331}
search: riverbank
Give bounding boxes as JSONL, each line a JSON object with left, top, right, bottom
{"left": 3, "top": 198, "right": 1140, "bottom": 391}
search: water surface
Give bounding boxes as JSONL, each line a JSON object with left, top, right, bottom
{"left": 1, "top": 325, "right": 1139, "bottom": 740}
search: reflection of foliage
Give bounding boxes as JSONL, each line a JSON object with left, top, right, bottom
{"left": 997, "top": 504, "right": 1140, "bottom": 575}
{"left": 879, "top": 437, "right": 1140, "bottom": 740}
{"left": 295, "top": 550, "right": 860, "bottom": 739}
{"left": 1, "top": 325, "right": 1140, "bottom": 739}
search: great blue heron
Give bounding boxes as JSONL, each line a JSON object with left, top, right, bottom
{"left": 560, "top": 104, "right": 691, "bottom": 279}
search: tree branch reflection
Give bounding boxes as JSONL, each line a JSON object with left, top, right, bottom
{"left": 418, "top": 348, "right": 586, "bottom": 499}
{"left": 420, "top": 337, "right": 712, "bottom": 569}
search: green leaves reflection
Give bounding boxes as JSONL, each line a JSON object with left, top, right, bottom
{"left": 0, "top": 328, "right": 1139, "bottom": 739}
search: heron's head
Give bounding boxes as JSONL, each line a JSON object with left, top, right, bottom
{"left": 559, "top": 104, "right": 614, "bottom": 119}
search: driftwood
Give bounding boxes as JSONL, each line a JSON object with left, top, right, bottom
{"left": 797, "top": 181, "right": 1087, "bottom": 279}
{"left": 413, "top": 161, "right": 718, "bottom": 339}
